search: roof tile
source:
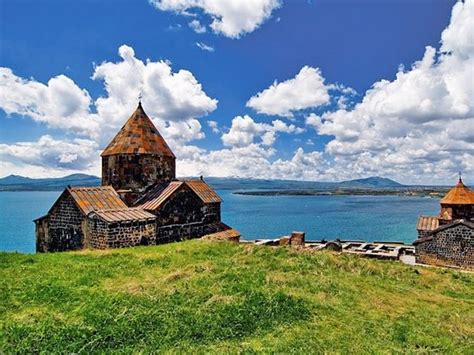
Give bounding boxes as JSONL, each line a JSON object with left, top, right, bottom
{"left": 89, "top": 208, "right": 156, "bottom": 223}
{"left": 440, "top": 179, "right": 474, "bottom": 205}
{"left": 68, "top": 186, "right": 127, "bottom": 215}
{"left": 416, "top": 216, "right": 439, "bottom": 231}
{"left": 184, "top": 180, "right": 222, "bottom": 203}
{"left": 101, "top": 103, "right": 175, "bottom": 158}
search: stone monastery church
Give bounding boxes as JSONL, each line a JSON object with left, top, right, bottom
{"left": 35, "top": 103, "right": 239, "bottom": 252}
{"left": 415, "top": 177, "right": 474, "bottom": 268}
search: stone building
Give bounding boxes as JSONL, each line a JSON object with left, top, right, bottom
{"left": 35, "top": 103, "right": 238, "bottom": 252}
{"left": 414, "top": 177, "right": 474, "bottom": 268}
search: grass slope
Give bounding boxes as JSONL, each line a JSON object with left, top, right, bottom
{"left": 1, "top": 240, "right": 473, "bottom": 353}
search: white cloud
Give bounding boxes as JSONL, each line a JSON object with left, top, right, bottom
{"left": 0, "top": 45, "right": 218, "bottom": 177}
{"left": 93, "top": 45, "right": 217, "bottom": 144}
{"left": 307, "top": 0, "right": 474, "bottom": 184}
{"left": 0, "top": 135, "right": 99, "bottom": 175}
{"left": 1, "top": 45, "right": 218, "bottom": 146}
{"left": 221, "top": 115, "right": 303, "bottom": 147}
{"left": 150, "top": 0, "right": 282, "bottom": 38}
{"left": 195, "top": 42, "right": 215, "bottom": 52}
{"left": 246, "top": 66, "right": 330, "bottom": 117}
{"left": 189, "top": 19, "right": 206, "bottom": 33}
{"left": 0, "top": 68, "right": 96, "bottom": 136}
{"left": 2, "top": 1, "right": 473, "bottom": 184}
{"left": 207, "top": 120, "right": 219, "bottom": 133}
{"left": 176, "top": 144, "right": 329, "bottom": 181}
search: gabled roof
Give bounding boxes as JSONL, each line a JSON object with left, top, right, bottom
{"left": 66, "top": 186, "right": 127, "bottom": 215}
{"left": 416, "top": 216, "right": 439, "bottom": 231}
{"left": 135, "top": 181, "right": 183, "bottom": 211}
{"left": 440, "top": 178, "right": 474, "bottom": 205}
{"left": 88, "top": 208, "right": 155, "bottom": 223}
{"left": 184, "top": 179, "right": 222, "bottom": 203}
{"left": 135, "top": 179, "right": 222, "bottom": 211}
{"left": 101, "top": 103, "right": 175, "bottom": 158}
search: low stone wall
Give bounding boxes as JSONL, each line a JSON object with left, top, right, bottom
{"left": 156, "top": 222, "right": 208, "bottom": 244}
{"left": 415, "top": 224, "right": 473, "bottom": 268}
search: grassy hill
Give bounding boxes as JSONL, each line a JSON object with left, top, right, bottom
{"left": 1, "top": 240, "right": 473, "bottom": 353}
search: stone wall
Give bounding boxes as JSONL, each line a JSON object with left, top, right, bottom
{"left": 415, "top": 224, "right": 473, "bottom": 268}
{"left": 150, "top": 185, "right": 221, "bottom": 243}
{"left": 156, "top": 222, "right": 206, "bottom": 244}
{"left": 102, "top": 153, "right": 176, "bottom": 197}
{"left": 35, "top": 216, "right": 49, "bottom": 252}
{"left": 440, "top": 204, "right": 474, "bottom": 220}
{"left": 36, "top": 193, "right": 85, "bottom": 252}
{"left": 156, "top": 221, "right": 228, "bottom": 244}
{"left": 153, "top": 185, "right": 220, "bottom": 226}
{"left": 87, "top": 217, "right": 156, "bottom": 249}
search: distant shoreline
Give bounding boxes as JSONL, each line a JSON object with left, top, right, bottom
{"left": 234, "top": 188, "right": 449, "bottom": 198}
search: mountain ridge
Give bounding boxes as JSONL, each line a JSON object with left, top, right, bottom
{"left": 0, "top": 174, "right": 406, "bottom": 191}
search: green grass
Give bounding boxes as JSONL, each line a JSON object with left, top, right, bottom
{"left": 1, "top": 240, "right": 473, "bottom": 353}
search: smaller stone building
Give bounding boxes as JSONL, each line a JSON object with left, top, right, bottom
{"left": 414, "top": 220, "right": 473, "bottom": 268}
{"left": 35, "top": 186, "right": 128, "bottom": 252}
{"left": 415, "top": 177, "right": 474, "bottom": 268}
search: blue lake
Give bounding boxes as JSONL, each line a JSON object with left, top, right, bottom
{"left": 0, "top": 190, "right": 439, "bottom": 253}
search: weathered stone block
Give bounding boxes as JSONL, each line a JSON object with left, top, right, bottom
{"left": 290, "top": 231, "right": 305, "bottom": 246}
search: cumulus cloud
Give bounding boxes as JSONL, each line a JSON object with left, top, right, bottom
{"left": 0, "top": 45, "right": 218, "bottom": 176}
{"left": 0, "top": 135, "right": 99, "bottom": 174}
{"left": 1, "top": 45, "right": 217, "bottom": 144}
{"left": 93, "top": 45, "right": 217, "bottom": 144}
{"left": 306, "top": 0, "right": 474, "bottom": 184}
{"left": 247, "top": 66, "right": 331, "bottom": 117}
{"left": 0, "top": 68, "right": 96, "bottom": 136}
{"left": 1, "top": 0, "right": 473, "bottom": 184}
{"left": 176, "top": 144, "right": 329, "bottom": 181}
{"left": 221, "top": 115, "right": 304, "bottom": 147}
{"left": 149, "top": 0, "right": 282, "bottom": 38}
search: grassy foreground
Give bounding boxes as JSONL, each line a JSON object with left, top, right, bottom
{"left": 1, "top": 240, "right": 473, "bottom": 353}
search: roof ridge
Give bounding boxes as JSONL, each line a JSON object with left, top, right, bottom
{"left": 69, "top": 186, "right": 113, "bottom": 190}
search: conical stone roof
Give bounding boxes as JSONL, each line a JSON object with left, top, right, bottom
{"left": 101, "top": 103, "right": 175, "bottom": 158}
{"left": 440, "top": 178, "right": 474, "bottom": 205}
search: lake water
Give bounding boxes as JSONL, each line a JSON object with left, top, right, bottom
{"left": 0, "top": 190, "right": 439, "bottom": 253}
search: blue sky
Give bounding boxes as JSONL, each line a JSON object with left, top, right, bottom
{"left": 0, "top": 0, "right": 472, "bottom": 184}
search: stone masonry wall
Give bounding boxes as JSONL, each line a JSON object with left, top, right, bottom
{"left": 154, "top": 185, "right": 215, "bottom": 225}
{"left": 416, "top": 224, "right": 473, "bottom": 268}
{"left": 36, "top": 193, "right": 85, "bottom": 252}
{"left": 151, "top": 185, "right": 221, "bottom": 243}
{"left": 35, "top": 217, "right": 49, "bottom": 252}
{"left": 87, "top": 217, "right": 156, "bottom": 249}
{"left": 156, "top": 222, "right": 206, "bottom": 244}
{"left": 102, "top": 154, "right": 175, "bottom": 194}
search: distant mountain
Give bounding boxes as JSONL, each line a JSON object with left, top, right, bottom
{"left": 0, "top": 175, "right": 37, "bottom": 185}
{"left": 338, "top": 176, "right": 404, "bottom": 188}
{"left": 0, "top": 174, "right": 100, "bottom": 191}
{"left": 203, "top": 176, "right": 404, "bottom": 190}
{"left": 0, "top": 174, "right": 404, "bottom": 191}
